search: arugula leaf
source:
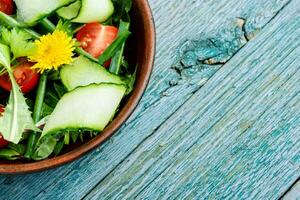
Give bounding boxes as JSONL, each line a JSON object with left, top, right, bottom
{"left": 40, "top": 103, "right": 55, "bottom": 119}
{"left": 123, "top": 69, "right": 136, "bottom": 95}
{"left": 0, "top": 43, "right": 39, "bottom": 144}
{"left": 112, "top": 0, "right": 132, "bottom": 23}
{"left": 0, "top": 149, "right": 21, "bottom": 160}
{"left": 109, "top": 21, "right": 130, "bottom": 74}
{"left": 53, "top": 138, "right": 64, "bottom": 156}
{"left": 35, "top": 81, "right": 67, "bottom": 120}
{"left": 7, "top": 143, "right": 26, "bottom": 155}
{"left": 1, "top": 28, "right": 37, "bottom": 60}
{"left": 32, "top": 136, "right": 57, "bottom": 160}
{"left": 53, "top": 82, "right": 67, "bottom": 98}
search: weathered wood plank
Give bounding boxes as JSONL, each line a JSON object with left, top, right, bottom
{"left": 82, "top": 0, "right": 300, "bottom": 199}
{"left": 0, "top": 0, "right": 294, "bottom": 199}
{"left": 283, "top": 180, "right": 300, "bottom": 200}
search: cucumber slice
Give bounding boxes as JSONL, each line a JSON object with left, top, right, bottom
{"left": 41, "top": 83, "right": 126, "bottom": 137}
{"left": 14, "top": 0, "right": 76, "bottom": 25}
{"left": 57, "top": 0, "right": 82, "bottom": 20}
{"left": 60, "top": 56, "right": 124, "bottom": 91}
{"left": 72, "top": 0, "right": 114, "bottom": 23}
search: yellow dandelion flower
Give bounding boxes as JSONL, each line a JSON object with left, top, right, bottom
{"left": 29, "top": 30, "right": 76, "bottom": 73}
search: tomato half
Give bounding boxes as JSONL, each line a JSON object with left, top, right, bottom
{"left": 76, "top": 23, "right": 118, "bottom": 61}
{"left": 0, "top": 105, "right": 8, "bottom": 148}
{"left": 0, "top": 62, "right": 40, "bottom": 93}
{"left": 0, "top": 0, "right": 14, "bottom": 15}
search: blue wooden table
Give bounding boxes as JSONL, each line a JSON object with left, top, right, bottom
{"left": 1, "top": 0, "right": 300, "bottom": 199}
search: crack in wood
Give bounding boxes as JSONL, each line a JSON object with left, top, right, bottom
{"left": 171, "top": 17, "right": 254, "bottom": 85}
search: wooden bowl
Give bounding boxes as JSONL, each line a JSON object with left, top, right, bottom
{"left": 0, "top": 0, "right": 155, "bottom": 174}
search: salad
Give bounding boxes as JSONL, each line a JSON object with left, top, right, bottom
{"left": 0, "top": 0, "right": 134, "bottom": 161}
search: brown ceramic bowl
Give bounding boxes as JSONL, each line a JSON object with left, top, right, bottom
{"left": 0, "top": 0, "right": 155, "bottom": 174}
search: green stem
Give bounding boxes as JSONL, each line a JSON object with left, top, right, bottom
{"left": 0, "top": 149, "right": 21, "bottom": 160}
{"left": 98, "top": 30, "right": 131, "bottom": 66}
{"left": 39, "top": 18, "right": 56, "bottom": 32}
{"left": 109, "top": 21, "right": 130, "bottom": 75}
{"left": 24, "top": 74, "right": 47, "bottom": 159}
{"left": 0, "top": 12, "right": 21, "bottom": 27}
{"left": 74, "top": 47, "right": 99, "bottom": 63}
{"left": 24, "top": 29, "right": 40, "bottom": 39}
{"left": 32, "top": 74, "right": 47, "bottom": 122}
{"left": 0, "top": 12, "right": 40, "bottom": 39}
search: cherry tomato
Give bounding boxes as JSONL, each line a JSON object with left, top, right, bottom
{"left": 0, "top": 0, "right": 14, "bottom": 15}
{"left": 0, "top": 105, "right": 8, "bottom": 148}
{"left": 0, "top": 62, "right": 40, "bottom": 93}
{"left": 76, "top": 23, "right": 118, "bottom": 61}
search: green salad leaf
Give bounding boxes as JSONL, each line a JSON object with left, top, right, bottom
{"left": 55, "top": 19, "right": 74, "bottom": 36}
{"left": 109, "top": 20, "right": 130, "bottom": 74}
{"left": 1, "top": 28, "right": 37, "bottom": 60}
{"left": 98, "top": 29, "right": 131, "bottom": 65}
{"left": 32, "top": 136, "right": 57, "bottom": 160}
{"left": 0, "top": 149, "right": 21, "bottom": 160}
{"left": 0, "top": 42, "right": 10, "bottom": 76}
{"left": 0, "top": 43, "right": 10, "bottom": 67}
{"left": 0, "top": 43, "right": 39, "bottom": 144}
{"left": 112, "top": 0, "right": 132, "bottom": 23}
{"left": 7, "top": 143, "right": 26, "bottom": 155}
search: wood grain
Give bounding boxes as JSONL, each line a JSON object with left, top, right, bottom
{"left": 0, "top": 0, "right": 298, "bottom": 199}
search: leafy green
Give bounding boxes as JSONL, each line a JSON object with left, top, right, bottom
{"left": 123, "top": 69, "right": 136, "bottom": 94}
{"left": 109, "top": 21, "right": 130, "bottom": 74}
{"left": 70, "top": 131, "right": 79, "bottom": 143}
{"left": 32, "top": 136, "right": 57, "bottom": 160}
{"left": 64, "top": 132, "right": 70, "bottom": 145}
{"left": 55, "top": 19, "right": 74, "bottom": 36}
{"left": 112, "top": 0, "right": 132, "bottom": 23}
{"left": 98, "top": 29, "right": 131, "bottom": 65}
{"left": 1, "top": 28, "right": 37, "bottom": 60}
{"left": 109, "top": 0, "right": 133, "bottom": 77}
{"left": 48, "top": 70, "right": 60, "bottom": 80}
{"left": 53, "top": 82, "right": 67, "bottom": 98}
{"left": 45, "top": 89, "right": 60, "bottom": 107}
{"left": 37, "top": 81, "right": 67, "bottom": 119}
{"left": 40, "top": 103, "right": 55, "bottom": 118}
{"left": 0, "top": 12, "right": 40, "bottom": 39}
{"left": 24, "top": 74, "right": 48, "bottom": 159}
{"left": 0, "top": 149, "right": 22, "bottom": 160}
{"left": 53, "top": 138, "right": 65, "bottom": 155}
{"left": 0, "top": 43, "right": 39, "bottom": 144}
{"left": 7, "top": 143, "right": 26, "bottom": 155}
{"left": 0, "top": 12, "right": 25, "bottom": 28}
{"left": 0, "top": 43, "right": 10, "bottom": 67}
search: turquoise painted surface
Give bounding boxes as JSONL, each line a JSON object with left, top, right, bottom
{"left": 1, "top": 0, "right": 300, "bottom": 199}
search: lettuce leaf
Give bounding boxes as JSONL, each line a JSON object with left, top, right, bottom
{"left": 1, "top": 28, "right": 37, "bottom": 59}
{"left": 0, "top": 43, "right": 39, "bottom": 144}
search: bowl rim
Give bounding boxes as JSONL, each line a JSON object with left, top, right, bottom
{"left": 0, "top": 0, "right": 156, "bottom": 174}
